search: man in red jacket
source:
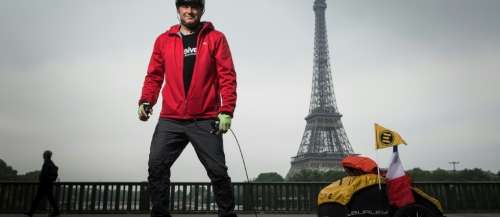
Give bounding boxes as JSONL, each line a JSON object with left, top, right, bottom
{"left": 137, "top": 0, "right": 237, "bottom": 217}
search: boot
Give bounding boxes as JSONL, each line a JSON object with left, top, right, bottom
{"left": 49, "top": 211, "right": 61, "bottom": 217}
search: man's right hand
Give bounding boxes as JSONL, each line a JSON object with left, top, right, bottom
{"left": 138, "top": 102, "right": 152, "bottom": 121}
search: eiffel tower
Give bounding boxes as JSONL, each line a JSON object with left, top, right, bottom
{"left": 287, "top": 0, "right": 354, "bottom": 177}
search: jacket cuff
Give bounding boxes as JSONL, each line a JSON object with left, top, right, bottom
{"left": 219, "top": 111, "right": 233, "bottom": 118}
{"left": 138, "top": 99, "right": 150, "bottom": 106}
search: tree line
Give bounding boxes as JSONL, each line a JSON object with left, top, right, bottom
{"left": 0, "top": 159, "right": 40, "bottom": 181}
{"left": 254, "top": 168, "right": 500, "bottom": 182}
{"left": 3, "top": 158, "right": 499, "bottom": 182}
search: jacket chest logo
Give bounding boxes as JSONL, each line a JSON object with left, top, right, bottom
{"left": 184, "top": 47, "right": 197, "bottom": 57}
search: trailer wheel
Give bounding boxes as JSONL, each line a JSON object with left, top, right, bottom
{"left": 318, "top": 202, "right": 348, "bottom": 217}
{"left": 393, "top": 204, "right": 438, "bottom": 217}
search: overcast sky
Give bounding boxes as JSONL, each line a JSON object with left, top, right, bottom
{"left": 1, "top": 0, "right": 499, "bottom": 182}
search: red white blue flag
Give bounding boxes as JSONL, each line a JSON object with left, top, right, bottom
{"left": 385, "top": 151, "right": 415, "bottom": 207}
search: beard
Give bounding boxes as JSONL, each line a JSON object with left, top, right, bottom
{"left": 180, "top": 18, "right": 201, "bottom": 30}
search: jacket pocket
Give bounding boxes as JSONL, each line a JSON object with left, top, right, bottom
{"left": 187, "top": 90, "right": 219, "bottom": 116}
{"left": 161, "top": 89, "right": 182, "bottom": 115}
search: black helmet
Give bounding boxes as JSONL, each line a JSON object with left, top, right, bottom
{"left": 175, "top": 0, "right": 205, "bottom": 9}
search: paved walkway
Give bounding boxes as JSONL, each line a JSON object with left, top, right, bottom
{"left": 2, "top": 214, "right": 500, "bottom": 217}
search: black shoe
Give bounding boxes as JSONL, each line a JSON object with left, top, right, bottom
{"left": 49, "top": 211, "right": 60, "bottom": 217}
{"left": 23, "top": 212, "right": 33, "bottom": 217}
{"left": 221, "top": 213, "right": 238, "bottom": 217}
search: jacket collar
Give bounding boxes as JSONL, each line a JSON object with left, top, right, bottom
{"left": 166, "top": 21, "right": 214, "bottom": 36}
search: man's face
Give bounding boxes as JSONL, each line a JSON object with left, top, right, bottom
{"left": 177, "top": 4, "right": 203, "bottom": 28}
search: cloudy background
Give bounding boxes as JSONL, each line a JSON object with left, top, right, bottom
{"left": 1, "top": 0, "right": 499, "bottom": 182}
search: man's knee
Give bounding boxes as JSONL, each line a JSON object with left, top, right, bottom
{"left": 208, "top": 167, "right": 231, "bottom": 185}
{"left": 148, "top": 160, "right": 170, "bottom": 181}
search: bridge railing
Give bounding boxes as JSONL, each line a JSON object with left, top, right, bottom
{"left": 1, "top": 181, "right": 499, "bottom": 213}
{"left": 415, "top": 182, "right": 500, "bottom": 212}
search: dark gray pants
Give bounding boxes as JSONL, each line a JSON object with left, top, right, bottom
{"left": 28, "top": 183, "right": 59, "bottom": 215}
{"left": 148, "top": 119, "right": 236, "bottom": 217}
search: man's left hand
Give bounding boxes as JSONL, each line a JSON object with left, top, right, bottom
{"left": 218, "top": 113, "right": 232, "bottom": 134}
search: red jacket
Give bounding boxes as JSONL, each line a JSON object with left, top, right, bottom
{"left": 139, "top": 22, "right": 237, "bottom": 119}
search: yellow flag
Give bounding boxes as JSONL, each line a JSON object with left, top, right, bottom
{"left": 374, "top": 123, "right": 407, "bottom": 149}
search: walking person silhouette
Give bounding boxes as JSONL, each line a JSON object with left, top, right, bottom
{"left": 24, "top": 150, "right": 60, "bottom": 217}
